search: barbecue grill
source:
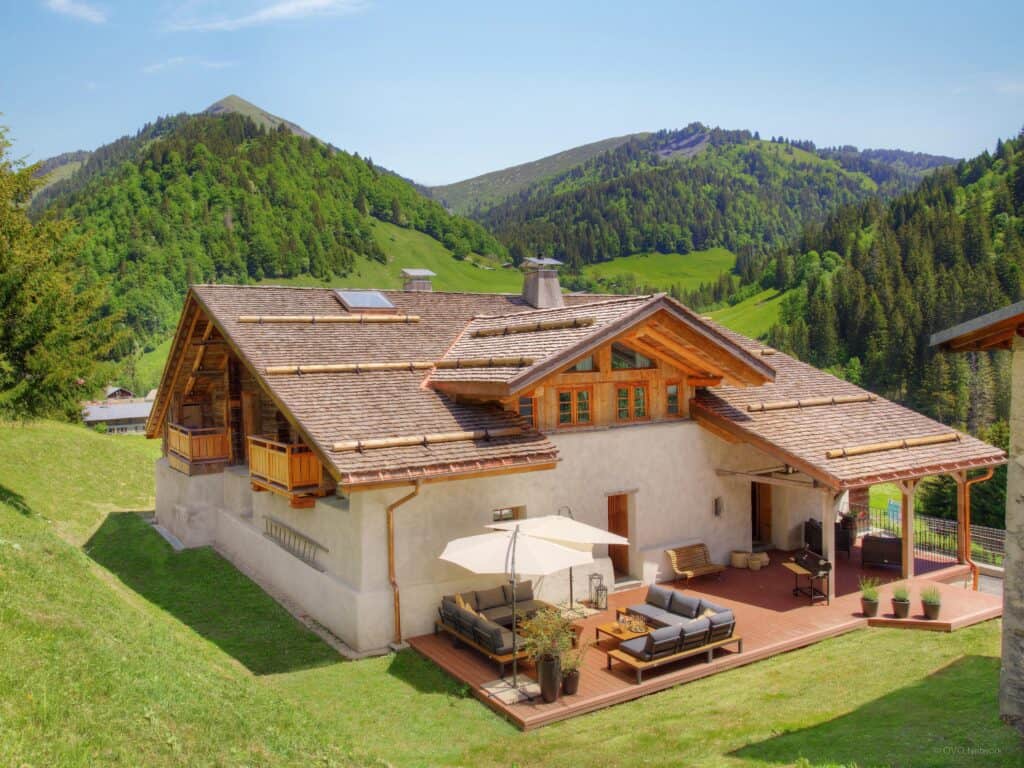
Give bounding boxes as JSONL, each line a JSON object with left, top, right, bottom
{"left": 785, "top": 548, "right": 832, "bottom": 604}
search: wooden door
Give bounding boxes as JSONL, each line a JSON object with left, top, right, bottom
{"left": 607, "top": 494, "right": 630, "bottom": 576}
{"left": 754, "top": 482, "right": 773, "bottom": 543}
{"left": 241, "top": 391, "right": 260, "bottom": 461}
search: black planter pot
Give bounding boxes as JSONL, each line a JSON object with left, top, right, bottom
{"left": 861, "top": 598, "right": 879, "bottom": 618}
{"left": 562, "top": 670, "right": 580, "bottom": 696}
{"left": 922, "top": 602, "right": 941, "bottom": 620}
{"left": 537, "top": 656, "right": 561, "bottom": 703}
{"left": 892, "top": 599, "right": 911, "bottom": 619}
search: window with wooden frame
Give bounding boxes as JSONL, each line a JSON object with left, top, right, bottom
{"left": 517, "top": 396, "right": 537, "bottom": 428}
{"left": 611, "top": 342, "right": 654, "bottom": 370}
{"left": 615, "top": 383, "right": 649, "bottom": 421}
{"left": 557, "top": 386, "right": 593, "bottom": 426}
{"left": 666, "top": 383, "right": 681, "bottom": 416}
{"left": 566, "top": 355, "right": 596, "bottom": 373}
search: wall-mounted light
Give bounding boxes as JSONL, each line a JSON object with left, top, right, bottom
{"left": 713, "top": 497, "right": 723, "bottom": 517}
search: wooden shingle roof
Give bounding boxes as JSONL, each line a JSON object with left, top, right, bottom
{"left": 692, "top": 324, "right": 1006, "bottom": 489}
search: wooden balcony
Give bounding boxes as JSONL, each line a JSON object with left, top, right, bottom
{"left": 247, "top": 435, "right": 326, "bottom": 508}
{"left": 167, "top": 423, "right": 230, "bottom": 475}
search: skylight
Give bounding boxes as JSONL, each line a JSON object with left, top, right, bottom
{"left": 333, "top": 289, "right": 396, "bottom": 313}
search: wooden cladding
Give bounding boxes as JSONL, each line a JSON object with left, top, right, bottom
{"left": 248, "top": 435, "right": 323, "bottom": 490}
{"left": 470, "top": 317, "right": 595, "bottom": 338}
{"left": 825, "top": 433, "right": 961, "bottom": 460}
{"left": 167, "top": 423, "right": 230, "bottom": 463}
{"left": 332, "top": 426, "right": 524, "bottom": 453}
{"left": 237, "top": 314, "right": 420, "bottom": 324}
{"left": 264, "top": 357, "right": 534, "bottom": 376}
{"left": 748, "top": 393, "right": 877, "bottom": 413}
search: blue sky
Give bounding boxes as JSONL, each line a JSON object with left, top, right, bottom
{"left": 2, "top": 0, "right": 1023, "bottom": 185}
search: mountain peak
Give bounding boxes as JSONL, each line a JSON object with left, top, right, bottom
{"left": 202, "top": 94, "right": 313, "bottom": 139}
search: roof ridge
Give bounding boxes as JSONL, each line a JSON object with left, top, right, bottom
{"left": 471, "top": 294, "right": 655, "bottom": 320}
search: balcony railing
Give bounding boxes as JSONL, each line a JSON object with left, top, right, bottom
{"left": 168, "top": 423, "right": 230, "bottom": 463}
{"left": 247, "top": 435, "right": 323, "bottom": 492}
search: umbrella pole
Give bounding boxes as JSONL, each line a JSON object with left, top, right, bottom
{"left": 569, "top": 566, "right": 574, "bottom": 613}
{"left": 509, "top": 526, "right": 518, "bottom": 689}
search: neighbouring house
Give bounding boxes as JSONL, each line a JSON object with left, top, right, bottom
{"left": 105, "top": 385, "right": 135, "bottom": 400}
{"left": 82, "top": 399, "right": 153, "bottom": 434}
{"left": 932, "top": 303, "right": 1024, "bottom": 734}
{"left": 148, "top": 264, "right": 1005, "bottom": 653}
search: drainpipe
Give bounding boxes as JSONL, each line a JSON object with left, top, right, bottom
{"left": 962, "top": 467, "right": 995, "bottom": 591}
{"left": 386, "top": 481, "right": 421, "bottom": 645}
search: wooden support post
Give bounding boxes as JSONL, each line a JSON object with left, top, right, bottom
{"left": 953, "top": 470, "right": 969, "bottom": 564}
{"left": 898, "top": 478, "right": 918, "bottom": 579}
{"left": 819, "top": 489, "right": 839, "bottom": 602}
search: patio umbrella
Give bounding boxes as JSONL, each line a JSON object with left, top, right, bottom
{"left": 439, "top": 527, "right": 593, "bottom": 690}
{"left": 488, "top": 514, "right": 629, "bottom": 608}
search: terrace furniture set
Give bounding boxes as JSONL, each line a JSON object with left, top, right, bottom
{"left": 783, "top": 548, "right": 833, "bottom": 604}
{"left": 803, "top": 517, "right": 853, "bottom": 559}
{"left": 861, "top": 534, "right": 903, "bottom": 569}
{"left": 665, "top": 543, "right": 726, "bottom": 584}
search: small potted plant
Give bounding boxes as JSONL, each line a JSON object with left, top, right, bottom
{"left": 891, "top": 584, "right": 911, "bottom": 618}
{"left": 520, "top": 608, "right": 574, "bottom": 703}
{"left": 560, "top": 639, "right": 592, "bottom": 696}
{"left": 921, "top": 586, "right": 942, "bottom": 620}
{"left": 859, "top": 576, "right": 882, "bottom": 617}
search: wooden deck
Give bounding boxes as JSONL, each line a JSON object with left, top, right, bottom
{"left": 408, "top": 549, "right": 1001, "bottom": 730}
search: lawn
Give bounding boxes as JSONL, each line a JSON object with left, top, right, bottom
{"left": 1, "top": 421, "right": 1018, "bottom": 767}
{"left": 709, "top": 288, "right": 792, "bottom": 340}
{"left": 582, "top": 247, "right": 736, "bottom": 294}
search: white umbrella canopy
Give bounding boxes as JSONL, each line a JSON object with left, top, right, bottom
{"left": 439, "top": 530, "right": 594, "bottom": 576}
{"left": 487, "top": 515, "right": 629, "bottom": 550}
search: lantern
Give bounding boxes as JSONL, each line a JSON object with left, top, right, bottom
{"left": 588, "top": 572, "right": 604, "bottom": 604}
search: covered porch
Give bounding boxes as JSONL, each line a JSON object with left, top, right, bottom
{"left": 409, "top": 557, "right": 1001, "bottom": 730}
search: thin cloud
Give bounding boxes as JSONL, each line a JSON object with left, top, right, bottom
{"left": 142, "top": 56, "right": 237, "bottom": 74}
{"left": 994, "top": 80, "right": 1024, "bottom": 95}
{"left": 45, "top": 0, "right": 106, "bottom": 24}
{"left": 171, "top": 0, "right": 366, "bottom": 32}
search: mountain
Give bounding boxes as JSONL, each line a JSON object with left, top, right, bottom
{"left": 202, "top": 94, "right": 315, "bottom": 139}
{"left": 427, "top": 133, "right": 645, "bottom": 214}
{"left": 38, "top": 110, "right": 506, "bottom": 355}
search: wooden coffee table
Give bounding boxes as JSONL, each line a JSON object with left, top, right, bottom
{"left": 595, "top": 621, "right": 647, "bottom": 648}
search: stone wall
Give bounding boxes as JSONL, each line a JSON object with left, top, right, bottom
{"left": 1002, "top": 335, "right": 1024, "bottom": 733}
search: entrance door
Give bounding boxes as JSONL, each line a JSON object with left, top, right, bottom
{"left": 751, "top": 482, "right": 773, "bottom": 545}
{"left": 607, "top": 494, "right": 630, "bottom": 576}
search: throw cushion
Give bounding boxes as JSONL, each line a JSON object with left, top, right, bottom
{"left": 701, "top": 607, "right": 717, "bottom": 618}
{"left": 668, "top": 592, "right": 701, "bottom": 619}
{"left": 619, "top": 636, "right": 650, "bottom": 660}
{"left": 503, "top": 580, "right": 534, "bottom": 603}
{"left": 707, "top": 609, "right": 735, "bottom": 628}
{"left": 699, "top": 599, "right": 727, "bottom": 614}
{"left": 475, "top": 586, "right": 507, "bottom": 611}
{"left": 645, "top": 584, "right": 674, "bottom": 610}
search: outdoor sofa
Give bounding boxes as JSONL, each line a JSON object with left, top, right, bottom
{"left": 861, "top": 534, "right": 903, "bottom": 569}
{"left": 607, "top": 585, "right": 742, "bottom": 683}
{"left": 435, "top": 581, "right": 553, "bottom": 675}
{"left": 804, "top": 517, "right": 853, "bottom": 558}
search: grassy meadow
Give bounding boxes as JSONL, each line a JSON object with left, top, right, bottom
{"left": 709, "top": 288, "right": 792, "bottom": 339}
{"left": 0, "top": 420, "right": 1019, "bottom": 766}
{"left": 581, "top": 247, "right": 736, "bottom": 294}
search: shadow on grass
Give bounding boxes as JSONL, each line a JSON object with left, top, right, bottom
{"left": 0, "top": 484, "right": 32, "bottom": 516}
{"left": 85, "top": 511, "right": 341, "bottom": 675}
{"left": 732, "top": 655, "right": 1021, "bottom": 767}
{"left": 386, "top": 647, "right": 473, "bottom": 698}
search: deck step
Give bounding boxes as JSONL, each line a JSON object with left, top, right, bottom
{"left": 612, "top": 578, "right": 643, "bottom": 592}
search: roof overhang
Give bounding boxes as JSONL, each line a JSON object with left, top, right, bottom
{"left": 930, "top": 300, "right": 1024, "bottom": 351}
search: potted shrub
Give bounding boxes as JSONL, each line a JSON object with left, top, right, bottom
{"left": 560, "top": 639, "right": 592, "bottom": 696}
{"left": 921, "top": 586, "right": 942, "bottom": 620}
{"left": 859, "top": 576, "right": 882, "bottom": 617}
{"left": 891, "top": 584, "right": 911, "bottom": 618}
{"left": 520, "top": 608, "right": 574, "bottom": 703}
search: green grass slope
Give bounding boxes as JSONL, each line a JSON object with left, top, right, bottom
{"left": 709, "top": 288, "right": 792, "bottom": 340}
{"left": 581, "top": 247, "right": 735, "bottom": 293}
{"left": 0, "top": 420, "right": 1018, "bottom": 766}
{"left": 428, "top": 133, "right": 644, "bottom": 214}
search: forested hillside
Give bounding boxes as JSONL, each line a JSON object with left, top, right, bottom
{"left": 41, "top": 113, "right": 505, "bottom": 349}
{"left": 480, "top": 124, "right": 947, "bottom": 272}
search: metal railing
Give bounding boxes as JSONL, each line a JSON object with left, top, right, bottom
{"left": 848, "top": 502, "right": 1005, "bottom": 566}
{"left": 264, "top": 515, "right": 328, "bottom": 570}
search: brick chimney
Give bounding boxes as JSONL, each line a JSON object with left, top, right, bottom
{"left": 522, "top": 258, "right": 564, "bottom": 309}
{"left": 401, "top": 268, "right": 435, "bottom": 292}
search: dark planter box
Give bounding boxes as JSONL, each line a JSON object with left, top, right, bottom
{"left": 538, "top": 656, "right": 561, "bottom": 703}
{"left": 861, "top": 598, "right": 879, "bottom": 617}
{"left": 922, "top": 602, "right": 941, "bottom": 620}
{"left": 562, "top": 670, "right": 580, "bottom": 696}
{"left": 892, "top": 599, "right": 910, "bottom": 619}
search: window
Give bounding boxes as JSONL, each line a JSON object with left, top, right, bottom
{"left": 333, "top": 289, "right": 395, "bottom": 313}
{"left": 557, "top": 386, "right": 593, "bottom": 426}
{"left": 667, "top": 384, "right": 681, "bottom": 416}
{"left": 492, "top": 506, "right": 524, "bottom": 522}
{"left": 567, "top": 355, "right": 596, "bottom": 373}
{"left": 518, "top": 396, "right": 536, "bottom": 428}
{"left": 616, "top": 384, "right": 649, "bottom": 421}
{"left": 611, "top": 342, "right": 654, "bottom": 370}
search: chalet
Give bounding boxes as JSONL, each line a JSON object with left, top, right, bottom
{"left": 149, "top": 265, "right": 1005, "bottom": 653}
{"left": 82, "top": 399, "right": 152, "bottom": 434}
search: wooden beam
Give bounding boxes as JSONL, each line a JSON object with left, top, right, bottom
{"left": 646, "top": 320, "right": 762, "bottom": 385}
{"left": 716, "top": 469, "right": 816, "bottom": 489}
{"left": 237, "top": 314, "right": 420, "bottom": 324}
{"left": 898, "top": 478, "right": 918, "bottom": 578}
{"left": 149, "top": 302, "right": 201, "bottom": 436}
{"left": 183, "top": 320, "right": 214, "bottom": 397}
{"left": 622, "top": 335, "right": 707, "bottom": 379}
{"left": 820, "top": 490, "right": 838, "bottom": 601}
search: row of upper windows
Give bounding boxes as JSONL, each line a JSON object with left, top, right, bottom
{"left": 517, "top": 382, "right": 682, "bottom": 428}
{"left": 568, "top": 342, "right": 655, "bottom": 373}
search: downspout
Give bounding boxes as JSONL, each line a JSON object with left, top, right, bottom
{"left": 386, "top": 481, "right": 421, "bottom": 645}
{"left": 963, "top": 467, "right": 995, "bottom": 591}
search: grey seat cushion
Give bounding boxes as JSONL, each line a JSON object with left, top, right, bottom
{"left": 480, "top": 605, "right": 515, "bottom": 627}
{"left": 707, "top": 608, "right": 734, "bottom": 628}
{"left": 453, "top": 606, "right": 478, "bottom": 637}
{"left": 619, "top": 636, "right": 650, "bottom": 661}
{"left": 503, "top": 580, "right": 534, "bottom": 603}
{"left": 629, "top": 603, "right": 682, "bottom": 626}
{"left": 644, "top": 625, "right": 681, "bottom": 658}
{"left": 679, "top": 616, "right": 711, "bottom": 648}
{"left": 698, "top": 599, "right": 728, "bottom": 615}
{"left": 475, "top": 585, "right": 507, "bottom": 611}
{"left": 492, "top": 629, "right": 524, "bottom": 656}
{"left": 669, "top": 592, "right": 702, "bottom": 619}
{"left": 645, "top": 584, "right": 674, "bottom": 610}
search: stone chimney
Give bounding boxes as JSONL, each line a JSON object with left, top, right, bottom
{"left": 522, "top": 258, "right": 564, "bottom": 309}
{"left": 401, "top": 268, "right": 435, "bottom": 292}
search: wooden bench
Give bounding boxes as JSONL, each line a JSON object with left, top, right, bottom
{"left": 434, "top": 620, "right": 530, "bottom": 677}
{"left": 606, "top": 635, "right": 743, "bottom": 683}
{"left": 666, "top": 543, "right": 726, "bottom": 584}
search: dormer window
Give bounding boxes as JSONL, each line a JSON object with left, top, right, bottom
{"left": 611, "top": 342, "right": 654, "bottom": 370}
